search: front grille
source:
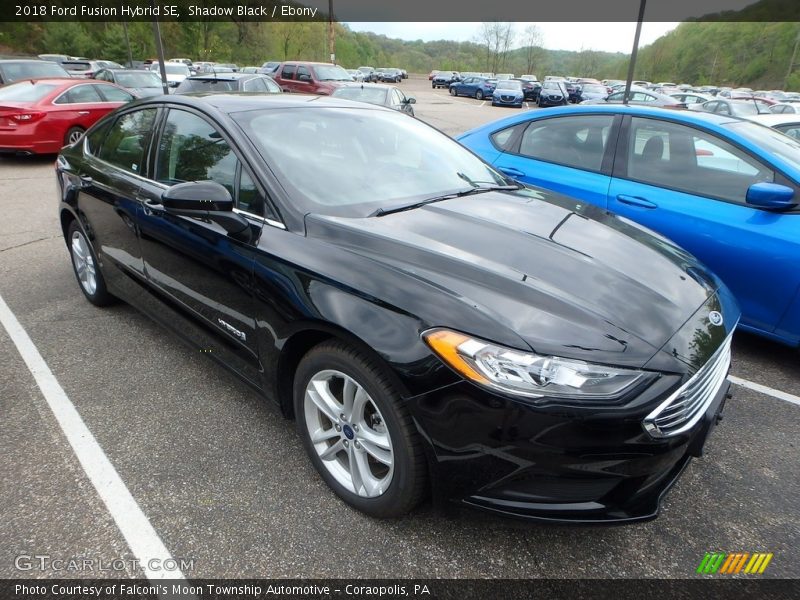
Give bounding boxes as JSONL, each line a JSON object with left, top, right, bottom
{"left": 501, "top": 94, "right": 515, "bottom": 101}
{"left": 643, "top": 334, "right": 732, "bottom": 438}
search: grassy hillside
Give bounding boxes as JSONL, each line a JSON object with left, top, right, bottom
{"left": 0, "top": 20, "right": 797, "bottom": 89}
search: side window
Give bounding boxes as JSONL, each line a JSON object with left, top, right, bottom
{"left": 391, "top": 89, "right": 404, "bottom": 107}
{"left": 776, "top": 124, "right": 800, "bottom": 140}
{"left": 238, "top": 168, "right": 268, "bottom": 217}
{"left": 243, "top": 77, "right": 267, "bottom": 92}
{"left": 55, "top": 85, "right": 103, "bottom": 104}
{"left": 85, "top": 118, "right": 113, "bottom": 156}
{"left": 518, "top": 115, "right": 615, "bottom": 172}
{"left": 716, "top": 103, "right": 731, "bottom": 115}
{"left": 263, "top": 77, "right": 281, "bottom": 93}
{"left": 95, "top": 84, "right": 134, "bottom": 103}
{"left": 490, "top": 123, "right": 523, "bottom": 151}
{"left": 281, "top": 64, "right": 296, "bottom": 79}
{"left": 97, "top": 108, "right": 157, "bottom": 174}
{"left": 297, "top": 65, "right": 311, "bottom": 80}
{"left": 608, "top": 92, "right": 624, "bottom": 102}
{"left": 626, "top": 117, "right": 773, "bottom": 204}
{"left": 95, "top": 70, "right": 110, "bottom": 82}
{"left": 155, "top": 109, "right": 236, "bottom": 196}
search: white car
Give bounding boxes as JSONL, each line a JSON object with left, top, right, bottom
{"left": 149, "top": 62, "right": 191, "bottom": 88}
{"left": 346, "top": 69, "right": 365, "bottom": 82}
{"left": 748, "top": 113, "right": 800, "bottom": 140}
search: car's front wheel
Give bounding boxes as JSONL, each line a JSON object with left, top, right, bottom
{"left": 67, "top": 220, "right": 114, "bottom": 306}
{"left": 449, "top": 87, "right": 457, "bottom": 96}
{"left": 294, "top": 341, "right": 426, "bottom": 517}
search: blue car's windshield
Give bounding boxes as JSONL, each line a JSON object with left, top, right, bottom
{"left": 725, "top": 120, "right": 800, "bottom": 172}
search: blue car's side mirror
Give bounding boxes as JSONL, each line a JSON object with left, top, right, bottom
{"left": 746, "top": 182, "right": 796, "bottom": 210}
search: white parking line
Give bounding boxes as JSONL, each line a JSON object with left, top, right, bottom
{"left": 729, "top": 375, "right": 800, "bottom": 407}
{"left": 0, "top": 292, "right": 186, "bottom": 582}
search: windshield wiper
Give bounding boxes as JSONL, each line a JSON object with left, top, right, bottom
{"left": 370, "top": 185, "right": 519, "bottom": 217}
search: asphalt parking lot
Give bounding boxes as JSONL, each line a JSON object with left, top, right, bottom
{"left": 1, "top": 76, "right": 798, "bottom": 581}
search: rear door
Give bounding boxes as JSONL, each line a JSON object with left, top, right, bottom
{"left": 607, "top": 115, "right": 800, "bottom": 335}
{"left": 135, "top": 105, "right": 267, "bottom": 385}
{"left": 277, "top": 63, "right": 296, "bottom": 92}
{"left": 491, "top": 113, "right": 619, "bottom": 209}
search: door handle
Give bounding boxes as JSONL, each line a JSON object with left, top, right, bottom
{"left": 498, "top": 166, "right": 526, "bottom": 178}
{"left": 616, "top": 194, "right": 657, "bottom": 209}
{"left": 79, "top": 175, "right": 93, "bottom": 187}
{"left": 77, "top": 111, "right": 90, "bottom": 115}
{"left": 139, "top": 197, "right": 165, "bottom": 214}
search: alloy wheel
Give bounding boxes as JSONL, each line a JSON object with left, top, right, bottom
{"left": 303, "top": 369, "right": 394, "bottom": 498}
{"left": 70, "top": 230, "right": 97, "bottom": 296}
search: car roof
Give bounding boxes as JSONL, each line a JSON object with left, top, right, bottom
{"left": 0, "top": 59, "right": 57, "bottom": 64}
{"left": 128, "top": 92, "right": 394, "bottom": 114}
{"left": 460, "top": 104, "right": 744, "bottom": 138}
{"left": 749, "top": 113, "right": 800, "bottom": 126}
{"left": 334, "top": 83, "right": 394, "bottom": 90}
{"left": 185, "top": 73, "right": 262, "bottom": 81}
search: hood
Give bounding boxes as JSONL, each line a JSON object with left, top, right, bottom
{"left": 305, "top": 189, "right": 719, "bottom": 369}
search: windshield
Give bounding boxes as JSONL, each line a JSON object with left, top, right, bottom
{"left": 543, "top": 82, "right": 564, "bottom": 91}
{"left": 583, "top": 84, "right": 607, "bottom": 93}
{"left": 314, "top": 65, "right": 352, "bottom": 81}
{"left": 0, "top": 61, "right": 68, "bottom": 81}
{"left": 115, "top": 71, "right": 162, "bottom": 88}
{"left": 233, "top": 107, "right": 508, "bottom": 217}
{"left": 729, "top": 102, "right": 769, "bottom": 116}
{"left": 725, "top": 120, "right": 800, "bottom": 171}
{"left": 331, "top": 87, "right": 388, "bottom": 105}
{"left": 496, "top": 80, "right": 522, "bottom": 90}
{"left": 153, "top": 64, "right": 189, "bottom": 75}
{"left": 0, "top": 81, "right": 58, "bottom": 102}
{"left": 179, "top": 79, "right": 237, "bottom": 92}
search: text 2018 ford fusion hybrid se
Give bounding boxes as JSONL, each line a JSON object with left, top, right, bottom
{"left": 56, "top": 94, "right": 739, "bottom": 523}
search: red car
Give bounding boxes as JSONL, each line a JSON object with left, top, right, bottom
{"left": 0, "top": 79, "right": 134, "bottom": 155}
{"left": 272, "top": 62, "right": 352, "bottom": 95}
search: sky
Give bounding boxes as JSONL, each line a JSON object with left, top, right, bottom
{"left": 345, "top": 22, "right": 681, "bottom": 54}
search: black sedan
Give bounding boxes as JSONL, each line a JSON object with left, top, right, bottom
{"left": 331, "top": 83, "right": 416, "bottom": 116}
{"left": 56, "top": 94, "right": 739, "bottom": 523}
{"left": 432, "top": 71, "right": 460, "bottom": 89}
{"left": 174, "top": 73, "right": 281, "bottom": 94}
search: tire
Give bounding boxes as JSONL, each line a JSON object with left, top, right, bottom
{"left": 67, "top": 220, "right": 115, "bottom": 306}
{"left": 65, "top": 126, "right": 85, "bottom": 146}
{"left": 294, "top": 340, "right": 427, "bottom": 518}
{"left": 449, "top": 86, "right": 457, "bottom": 96}
{"left": 475, "top": 90, "right": 483, "bottom": 100}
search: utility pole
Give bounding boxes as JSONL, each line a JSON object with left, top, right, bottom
{"left": 624, "top": 0, "right": 646, "bottom": 105}
{"left": 151, "top": 16, "right": 169, "bottom": 94}
{"left": 785, "top": 27, "right": 800, "bottom": 89}
{"left": 328, "top": 0, "right": 335, "bottom": 64}
{"left": 122, "top": 21, "right": 134, "bottom": 69}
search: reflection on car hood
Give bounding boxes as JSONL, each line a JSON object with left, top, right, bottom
{"left": 305, "top": 189, "right": 720, "bottom": 368}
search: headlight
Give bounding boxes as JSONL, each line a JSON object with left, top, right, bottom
{"left": 423, "top": 328, "right": 648, "bottom": 400}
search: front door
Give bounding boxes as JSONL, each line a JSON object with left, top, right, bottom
{"left": 135, "top": 106, "right": 265, "bottom": 385}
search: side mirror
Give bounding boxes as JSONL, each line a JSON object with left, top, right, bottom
{"left": 297, "top": 74, "right": 311, "bottom": 82}
{"left": 405, "top": 97, "right": 416, "bottom": 104}
{"left": 746, "top": 182, "right": 796, "bottom": 210}
{"left": 161, "top": 181, "right": 253, "bottom": 242}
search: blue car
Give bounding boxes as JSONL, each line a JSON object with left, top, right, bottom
{"left": 491, "top": 80, "right": 524, "bottom": 108}
{"left": 449, "top": 76, "right": 496, "bottom": 100}
{"left": 458, "top": 105, "right": 800, "bottom": 346}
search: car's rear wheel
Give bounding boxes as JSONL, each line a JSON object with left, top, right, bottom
{"left": 475, "top": 90, "right": 484, "bottom": 100}
{"left": 65, "top": 126, "right": 85, "bottom": 146}
{"left": 67, "top": 220, "right": 114, "bottom": 306}
{"left": 294, "top": 341, "right": 426, "bottom": 517}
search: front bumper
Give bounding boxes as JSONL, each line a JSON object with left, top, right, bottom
{"left": 408, "top": 371, "right": 731, "bottom": 524}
